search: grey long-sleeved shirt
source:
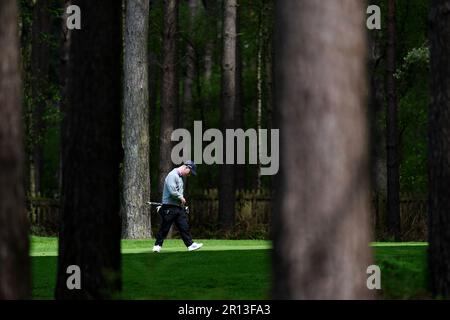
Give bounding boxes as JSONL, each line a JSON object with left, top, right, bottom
{"left": 162, "top": 168, "right": 184, "bottom": 206}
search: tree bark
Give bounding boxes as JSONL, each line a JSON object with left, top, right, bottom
{"left": 265, "top": 5, "right": 274, "bottom": 192}
{"left": 123, "top": 0, "right": 151, "bottom": 239}
{"left": 234, "top": 5, "right": 245, "bottom": 190}
{"left": 158, "top": 0, "right": 178, "bottom": 197}
{"left": 20, "top": 0, "right": 34, "bottom": 198}
{"left": 0, "top": 0, "right": 30, "bottom": 300}
{"left": 58, "top": 0, "right": 72, "bottom": 197}
{"left": 201, "top": 0, "right": 216, "bottom": 120}
{"left": 30, "top": 0, "right": 51, "bottom": 196}
{"left": 219, "top": 0, "right": 237, "bottom": 232}
{"left": 428, "top": 0, "right": 450, "bottom": 298}
{"left": 148, "top": 49, "right": 158, "bottom": 195}
{"left": 204, "top": 42, "right": 213, "bottom": 83}
{"left": 386, "top": 0, "right": 401, "bottom": 240}
{"left": 265, "top": 24, "right": 274, "bottom": 137}
{"left": 55, "top": 0, "right": 123, "bottom": 299}
{"left": 255, "top": 7, "right": 264, "bottom": 190}
{"left": 367, "top": 6, "right": 386, "bottom": 232}
{"left": 272, "top": 0, "right": 372, "bottom": 299}
{"left": 182, "top": 0, "right": 198, "bottom": 129}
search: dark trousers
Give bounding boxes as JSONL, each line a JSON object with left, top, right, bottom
{"left": 155, "top": 205, "right": 193, "bottom": 247}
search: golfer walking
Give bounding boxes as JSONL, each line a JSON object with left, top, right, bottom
{"left": 152, "top": 160, "right": 203, "bottom": 252}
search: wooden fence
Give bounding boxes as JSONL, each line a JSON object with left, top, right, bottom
{"left": 27, "top": 190, "right": 428, "bottom": 240}
{"left": 28, "top": 197, "right": 59, "bottom": 235}
{"left": 187, "top": 189, "right": 272, "bottom": 239}
{"left": 371, "top": 193, "right": 427, "bottom": 241}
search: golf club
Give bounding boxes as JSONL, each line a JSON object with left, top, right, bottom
{"left": 146, "top": 201, "right": 189, "bottom": 214}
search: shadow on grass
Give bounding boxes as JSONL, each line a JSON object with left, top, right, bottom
{"left": 32, "top": 244, "right": 431, "bottom": 300}
{"left": 32, "top": 249, "right": 272, "bottom": 300}
{"left": 373, "top": 244, "right": 431, "bottom": 299}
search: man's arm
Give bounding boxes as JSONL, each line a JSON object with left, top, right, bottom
{"left": 166, "top": 174, "right": 184, "bottom": 203}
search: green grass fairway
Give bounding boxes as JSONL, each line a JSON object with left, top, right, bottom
{"left": 372, "top": 242, "right": 430, "bottom": 299}
{"left": 31, "top": 237, "right": 430, "bottom": 299}
{"left": 31, "top": 237, "right": 272, "bottom": 299}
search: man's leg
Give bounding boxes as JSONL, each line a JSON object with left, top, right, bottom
{"left": 174, "top": 208, "right": 194, "bottom": 247}
{"left": 155, "top": 208, "right": 176, "bottom": 246}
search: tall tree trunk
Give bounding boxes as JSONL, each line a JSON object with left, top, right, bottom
{"left": 202, "top": 0, "right": 216, "bottom": 84}
{"left": 428, "top": 0, "right": 450, "bottom": 298}
{"left": 123, "top": 0, "right": 151, "bottom": 239}
{"left": 158, "top": 0, "right": 178, "bottom": 197}
{"left": 219, "top": 0, "right": 237, "bottom": 232}
{"left": 20, "top": 0, "right": 34, "bottom": 199}
{"left": 272, "top": 0, "right": 372, "bottom": 299}
{"left": 0, "top": 0, "right": 30, "bottom": 300}
{"left": 204, "top": 42, "right": 213, "bottom": 83}
{"left": 182, "top": 0, "right": 198, "bottom": 129}
{"left": 195, "top": 51, "right": 205, "bottom": 124}
{"left": 265, "top": 15, "right": 274, "bottom": 191}
{"left": 386, "top": 0, "right": 401, "bottom": 240}
{"left": 367, "top": 8, "right": 386, "bottom": 232}
{"left": 264, "top": 0, "right": 275, "bottom": 192}
{"left": 159, "top": 0, "right": 179, "bottom": 239}
{"left": 234, "top": 5, "right": 245, "bottom": 191}
{"left": 148, "top": 51, "right": 158, "bottom": 122}
{"left": 58, "top": 0, "right": 72, "bottom": 197}
{"left": 148, "top": 0, "right": 158, "bottom": 196}
{"left": 203, "top": 39, "right": 213, "bottom": 119}
{"left": 30, "top": 0, "right": 51, "bottom": 196}
{"left": 201, "top": 40, "right": 213, "bottom": 125}
{"left": 255, "top": 8, "right": 264, "bottom": 190}
{"left": 148, "top": 49, "right": 158, "bottom": 195}
{"left": 201, "top": 0, "right": 216, "bottom": 121}
{"left": 55, "top": 0, "right": 123, "bottom": 299}
{"left": 265, "top": 29, "right": 274, "bottom": 136}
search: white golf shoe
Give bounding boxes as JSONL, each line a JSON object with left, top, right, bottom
{"left": 152, "top": 245, "right": 161, "bottom": 253}
{"left": 188, "top": 242, "right": 203, "bottom": 251}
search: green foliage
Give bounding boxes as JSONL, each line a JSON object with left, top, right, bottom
{"left": 395, "top": 1, "right": 429, "bottom": 194}
{"left": 21, "top": 0, "right": 64, "bottom": 196}
{"left": 395, "top": 45, "right": 429, "bottom": 81}
{"left": 371, "top": 1, "right": 430, "bottom": 194}
{"left": 22, "top": 0, "right": 278, "bottom": 196}
{"left": 42, "top": 124, "right": 61, "bottom": 196}
{"left": 398, "top": 88, "right": 428, "bottom": 193}
{"left": 22, "top": 0, "right": 432, "bottom": 197}
{"left": 396, "top": 44, "right": 429, "bottom": 193}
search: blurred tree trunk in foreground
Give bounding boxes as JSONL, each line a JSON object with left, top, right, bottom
{"left": 58, "top": 0, "right": 72, "bottom": 194}
{"left": 0, "top": 0, "right": 30, "bottom": 300}
{"left": 428, "top": 0, "right": 450, "bottom": 298}
{"left": 272, "top": 0, "right": 373, "bottom": 299}
{"left": 55, "top": 0, "right": 123, "bottom": 299}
